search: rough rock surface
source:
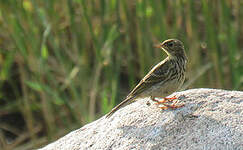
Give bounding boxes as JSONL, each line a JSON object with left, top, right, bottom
{"left": 40, "top": 88, "right": 243, "bottom": 150}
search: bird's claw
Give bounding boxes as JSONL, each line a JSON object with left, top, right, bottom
{"left": 151, "top": 96, "right": 184, "bottom": 110}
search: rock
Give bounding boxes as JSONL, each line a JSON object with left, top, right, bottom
{"left": 40, "top": 88, "right": 243, "bottom": 150}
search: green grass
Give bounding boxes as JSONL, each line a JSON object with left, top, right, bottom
{"left": 0, "top": 0, "right": 242, "bottom": 149}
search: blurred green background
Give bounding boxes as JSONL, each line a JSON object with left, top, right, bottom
{"left": 0, "top": 0, "right": 242, "bottom": 149}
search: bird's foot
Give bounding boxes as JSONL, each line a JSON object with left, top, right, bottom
{"left": 164, "top": 96, "right": 177, "bottom": 102}
{"left": 151, "top": 96, "right": 177, "bottom": 104}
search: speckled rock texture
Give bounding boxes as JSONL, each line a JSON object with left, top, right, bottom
{"left": 40, "top": 88, "right": 243, "bottom": 150}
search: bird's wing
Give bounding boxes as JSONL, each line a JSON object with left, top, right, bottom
{"left": 127, "top": 58, "right": 172, "bottom": 98}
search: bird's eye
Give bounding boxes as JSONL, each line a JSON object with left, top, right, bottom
{"left": 167, "top": 42, "right": 173, "bottom": 47}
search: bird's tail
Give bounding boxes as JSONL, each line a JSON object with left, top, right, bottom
{"left": 105, "top": 96, "right": 135, "bottom": 118}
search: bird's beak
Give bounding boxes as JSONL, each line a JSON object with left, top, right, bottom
{"left": 154, "top": 43, "right": 167, "bottom": 50}
{"left": 154, "top": 43, "right": 163, "bottom": 48}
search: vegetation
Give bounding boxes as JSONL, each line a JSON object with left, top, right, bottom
{"left": 0, "top": 0, "right": 242, "bottom": 149}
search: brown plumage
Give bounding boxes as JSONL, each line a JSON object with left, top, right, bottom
{"left": 106, "top": 39, "right": 187, "bottom": 118}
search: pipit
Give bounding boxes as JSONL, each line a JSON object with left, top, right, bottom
{"left": 106, "top": 39, "right": 187, "bottom": 118}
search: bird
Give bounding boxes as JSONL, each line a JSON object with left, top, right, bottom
{"left": 106, "top": 39, "right": 188, "bottom": 118}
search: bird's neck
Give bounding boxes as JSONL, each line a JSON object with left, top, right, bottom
{"left": 168, "top": 53, "right": 187, "bottom": 66}
{"left": 169, "top": 53, "right": 187, "bottom": 61}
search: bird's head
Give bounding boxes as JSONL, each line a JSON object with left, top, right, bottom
{"left": 155, "top": 39, "right": 186, "bottom": 58}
